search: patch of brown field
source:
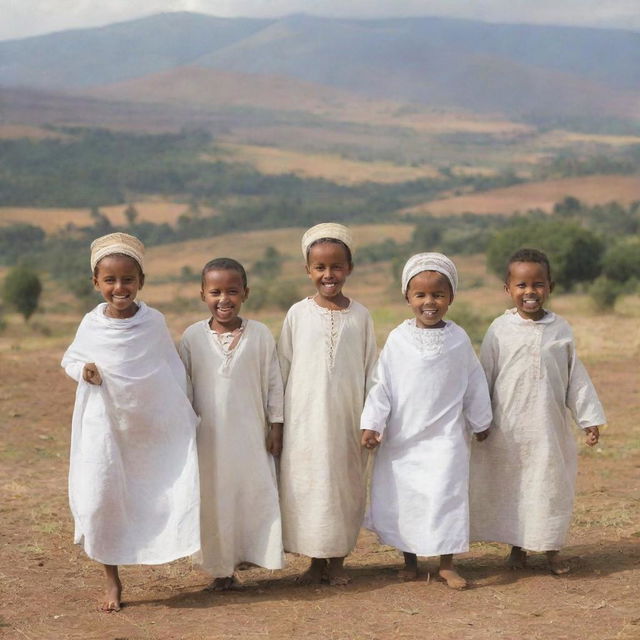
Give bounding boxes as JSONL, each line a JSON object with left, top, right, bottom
{"left": 214, "top": 143, "right": 441, "bottom": 184}
{"left": 538, "top": 129, "right": 640, "bottom": 148}
{"left": 406, "top": 175, "right": 640, "bottom": 217}
{"left": 0, "top": 124, "right": 70, "bottom": 140}
{"left": 0, "top": 201, "right": 215, "bottom": 233}
{"left": 1, "top": 332, "right": 637, "bottom": 639}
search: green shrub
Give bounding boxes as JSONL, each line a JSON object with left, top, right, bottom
{"left": 588, "top": 276, "right": 623, "bottom": 312}
{"left": 2, "top": 266, "right": 42, "bottom": 321}
{"left": 601, "top": 238, "right": 640, "bottom": 283}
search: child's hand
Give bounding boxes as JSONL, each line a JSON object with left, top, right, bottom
{"left": 82, "top": 363, "right": 102, "bottom": 386}
{"left": 361, "top": 429, "right": 381, "bottom": 450}
{"left": 266, "top": 423, "right": 283, "bottom": 456}
{"left": 475, "top": 427, "right": 491, "bottom": 442}
{"left": 584, "top": 426, "right": 600, "bottom": 447}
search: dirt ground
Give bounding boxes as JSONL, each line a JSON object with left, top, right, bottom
{"left": 1, "top": 337, "right": 639, "bottom": 639}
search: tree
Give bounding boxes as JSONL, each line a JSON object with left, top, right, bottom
{"left": 123, "top": 203, "right": 139, "bottom": 227}
{"left": 486, "top": 220, "right": 604, "bottom": 289}
{"left": 601, "top": 238, "right": 640, "bottom": 283}
{"left": 3, "top": 266, "right": 42, "bottom": 321}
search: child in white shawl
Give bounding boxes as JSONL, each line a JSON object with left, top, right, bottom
{"left": 361, "top": 253, "right": 492, "bottom": 589}
{"left": 278, "top": 223, "right": 377, "bottom": 585}
{"left": 61, "top": 233, "right": 200, "bottom": 612}
{"left": 469, "top": 248, "right": 605, "bottom": 574}
{"left": 179, "top": 258, "right": 284, "bottom": 591}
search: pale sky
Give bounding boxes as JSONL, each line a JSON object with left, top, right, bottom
{"left": 1, "top": 0, "right": 639, "bottom": 41}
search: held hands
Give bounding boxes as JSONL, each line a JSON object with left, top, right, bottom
{"left": 82, "top": 363, "right": 102, "bottom": 386}
{"left": 361, "top": 429, "right": 382, "bottom": 450}
{"left": 584, "top": 426, "right": 600, "bottom": 447}
{"left": 475, "top": 427, "right": 491, "bottom": 442}
{"left": 267, "top": 423, "right": 283, "bottom": 456}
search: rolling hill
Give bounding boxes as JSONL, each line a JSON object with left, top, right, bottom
{"left": 1, "top": 12, "right": 639, "bottom": 122}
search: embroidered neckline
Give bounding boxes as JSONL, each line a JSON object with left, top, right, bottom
{"left": 404, "top": 318, "right": 448, "bottom": 356}
{"left": 207, "top": 318, "right": 246, "bottom": 369}
{"left": 307, "top": 297, "right": 350, "bottom": 371}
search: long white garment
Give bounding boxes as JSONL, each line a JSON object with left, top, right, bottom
{"left": 61, "top": 302, "right": 200, "bottom": 565}
{"left": 361, "top": 320, "right": 492, "bottom": 557}
{"left": 278, "top": 297, "right": 377, "bottom": 557}
{"left": 469, "top": 309, "right": 606, "bottom": 551}
{"left": 179, "top": 319, "right": 285, "bottom": 576}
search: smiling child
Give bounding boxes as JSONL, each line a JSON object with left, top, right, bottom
{"left": 179, "top": 258, "right": 284, "bottom": 590}
{"left": 469, "top": 248, "right": 605, "bottom": 574}
{"left": 361, "top": 252, "right": 492, "bottom": 589}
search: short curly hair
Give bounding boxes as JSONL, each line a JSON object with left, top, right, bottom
{"left": 505, "top": 248, "right": 552, "bottom": 282}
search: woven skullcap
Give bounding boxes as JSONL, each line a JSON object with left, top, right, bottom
{"left": 301, "top": 223, "right": 353, "bottom": 259}
{"left": 401, "top": 252, "right": 458, "bottom": 296}
{"left": 90, "top": 232, "right": 145, "bottom": 272}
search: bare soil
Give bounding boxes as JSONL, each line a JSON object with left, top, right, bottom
{"left": 1, "top": 344, "right": 638, "bottom": 640}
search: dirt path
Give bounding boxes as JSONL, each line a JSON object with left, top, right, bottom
{"left": 1, "top": 349, "right": 639, "bottom": 640}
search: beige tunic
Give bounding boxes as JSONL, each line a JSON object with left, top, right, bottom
{"left": 180, "top": 319, "right": 284, "bottom": 576}
{"left": 278, "top": 297, "right": 377, "bottom": 557}
{"left": 469, "top": 309, "right": 605, "bottom": 551}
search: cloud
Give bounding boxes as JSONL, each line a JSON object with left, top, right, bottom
{"left": 1, "top": 0, "right": 638, "bottom": 41}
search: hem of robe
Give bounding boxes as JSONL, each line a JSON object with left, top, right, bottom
{"left": 367, "top": 526, "right": 469, "bottom": 557}
{"left": 282, "top": 541, "right": 358, "bottom": 558}
{"left": 469, "top": 534, "right": 568, "bottom": 552}
{"left": 76, "top": 536, "right": 201, "bottom": 566}
{"left": 196, "top": 554, "right": 285, "bottom": 577}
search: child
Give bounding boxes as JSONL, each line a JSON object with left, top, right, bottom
{"left": 61, "top": 232, "right": 200, "bottom": 612}
{"left": 278, "top": 223, "right": 377, "bottom": 585}
{"left": 469, "top": 248, "right": 605, "bottom": 574}
{"left": 179, "top": 257, "right": 284, "bottom": 590}
{"left": 361, "top": 252, "right": 492, "bottom": 589}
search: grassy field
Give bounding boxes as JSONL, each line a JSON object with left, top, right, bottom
{"left": 1, "top": 229, "right": 639, "bottom": 639}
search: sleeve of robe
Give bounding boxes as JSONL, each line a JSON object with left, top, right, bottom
{"left": 479, "top": 322, "right": 499, "bottom": 396}
{"left": 267, "top": 334, "right": 284, "bottom": 424}
{"left": 360, "top": 345, "right": 392, "bottom": 436}
{"left": 61, "top": 316, "right": 90, "bottom": 383}
{"left": 363, "top": 311, "right": 378, "bottom": 397}
{"left": 177, "top": 335, "right": 194, "bottom": 405}
{"left": 277, "top": 311, "right": 293, "bottom": 387}
{"left": 565, "top": 337, "right": 606, "bottom": 430}
{"left": 463, "top": 347, "right": 493, "bottom": 433}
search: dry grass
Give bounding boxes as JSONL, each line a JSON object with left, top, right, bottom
{"left": 405, "top": 175, "right": 640, "bottom": 217}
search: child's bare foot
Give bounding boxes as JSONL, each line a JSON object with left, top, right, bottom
{"left": 508, "top": 546, "right": 527, "bottom": 570}
{"left": 547, "top": 551, "right": 570, "bottom": 575}
{"left": 438, "top": 568, "right": 468, "bottom": 589}
{"left": 438, "top": 554, "right": 468, "bottom": 589}
{"left": 100, "top": 565, "right": 122, "bottom": 612}
{"left": 327, "top": 557, "right": 350, "bottom": 586}
{"left": 296, "top": 558, "right": 327, "bottom": 585}
{"left": 204, "top": 575, "right": 238, "bottom": 591}
{"left": 398, "top": 552, "right": 418, "bottom": 581}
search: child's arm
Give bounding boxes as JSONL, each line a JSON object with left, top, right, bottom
{"left": 266, "top": 423, "right": 283, "bottom": 456}
{"left": 479, "top": 324, "right": 499, "bottom": 396}
{"left": 276, "top": 313, "right": 293, "bottom": 387}
{"left": 361, "top": 429, "right": 382, "bottom": 449}
{"left": 584, "top": 426, "right": 600, "bottom": 446}
{"left": 363, "top": 312, "right": 378, "bottom": 396}
{"left": 360, "top": 350, "right": 391, "bottom": 448}
{"left": 177, "top": 336, "right": 194, "bottom": 404}
{"left": 82, "top": 363, "right": 102, "bottom": 385}
{"left": 464, "top": 348, "right": 493, "bottom": 440}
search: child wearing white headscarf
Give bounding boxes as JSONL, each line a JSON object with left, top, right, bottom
{"left": 361, "top": 252, "right": 492, "bottom": 589}
{"left": 62, "top": 233, "right": 200, "bottom": 612}
{"left": 278, "top": 223, "right": 377, "bottom": 585}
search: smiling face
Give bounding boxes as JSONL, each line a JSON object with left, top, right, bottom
{"left": 406, "top": 270, "right": 453, "bottom": 329}
{"left": 306, "top": 240, "right": 352, "bottom": 309}
{"left": 93, "top": 254, "right": 144, "bottom": 318}
{"left": 201, "top": 268, "right": 248, "bottom": 332}
{"left": 505, "top": 260, "right": 554, "bottom": 321}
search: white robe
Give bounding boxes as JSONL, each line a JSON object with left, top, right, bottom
{"left": 61, "top": 302, "right": 200, "bottom": 566}
{"left": 179, "top": 319, "right": 285, "bottom": 576}
{"left": 469, "top": 309, "right": 606, "bottom": 551}
{"left": 361, "top": 320, "right": 492, "bottom": 557}
{"left": 278, "top": 297, "right": 377, "bottom": 557}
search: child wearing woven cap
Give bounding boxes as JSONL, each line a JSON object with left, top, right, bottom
{"left": 360, "top": 252, "right": 492, "bottom": 589}
{"left": 61, "top": 232, "right": 200, "bottom": 612}
{"left": 278, "top": 223, "right": 377, "bottom": 585}
{"left": 469, "top": 248, "right": 605, "bottom": 575}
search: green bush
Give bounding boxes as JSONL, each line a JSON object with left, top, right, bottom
{"left": 3, "top": 266, "right": 42, "bottom": 321}
{"left": 588, "top": 276, "right": 623, "bottom": 312}
{"left": 601, "top": 238, "right": 640, "bottom": 283}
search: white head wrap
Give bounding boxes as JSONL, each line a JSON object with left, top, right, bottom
{"left": 90, "top": 232, "right": 145, "bottom": 272}
{"left": 301, "top": 223, "right": 353, "bottom": 260}
{"left": 401, "top": 252, "right": 458, "bottom": 296}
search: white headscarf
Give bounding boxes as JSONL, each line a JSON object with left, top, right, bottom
{"left": 90, "top": 232, "right": 145, "bottom": 272}
{"left": 401, "top": 252, "right": 458, "bottom": 296}
{"left": 301, "top": 223, "right": 353, "bottom": 259}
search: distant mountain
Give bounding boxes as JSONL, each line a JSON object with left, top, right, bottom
{"left": 1, "top": 12, "right": 639, "bottom": 121}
